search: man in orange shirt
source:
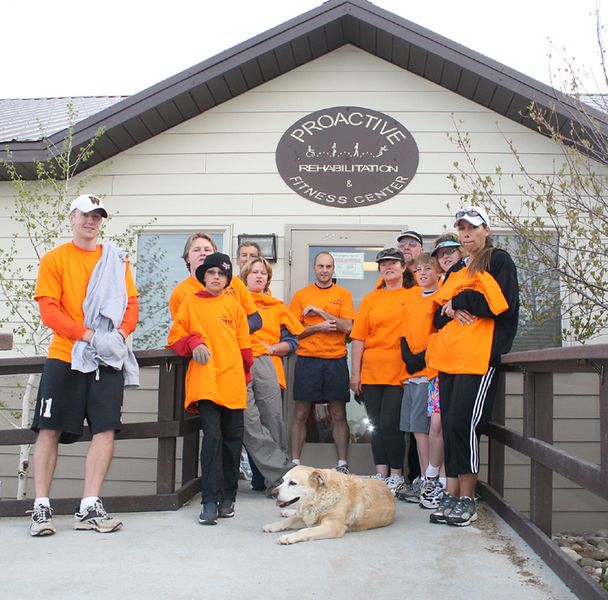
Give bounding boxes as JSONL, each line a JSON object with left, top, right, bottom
{"left": 289, "top": 252, "right": 356, "bottom": 473}
{"left": 29, "top": 194, "right": 139, "bottom": 537}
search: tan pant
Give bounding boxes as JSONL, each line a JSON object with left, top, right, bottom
{"left": 243, "top": 356, "right": 294, "bottom": 486}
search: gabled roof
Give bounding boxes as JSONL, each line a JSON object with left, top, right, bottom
{"left": 1, "top": 0, "right": 603, "bottom": 180}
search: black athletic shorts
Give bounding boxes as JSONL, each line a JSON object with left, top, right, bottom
{"left": 31, "top": 358, "right": 124, "bottom": 444}
{"left": 293, "top": 356, "right": 350, "bottom": 403}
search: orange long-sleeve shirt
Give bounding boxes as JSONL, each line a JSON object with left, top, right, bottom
{"left": 34, "top": 242, "right": 139, "bottom": 362}
{"left": 167, "top": 291, "right": 251, "bottom": 412}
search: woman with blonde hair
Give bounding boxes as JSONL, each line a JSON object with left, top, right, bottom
{"left": 240, "top": 257, "right": 303, "bottom": 490}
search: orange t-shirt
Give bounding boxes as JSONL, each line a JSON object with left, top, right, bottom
{"left": 289, "top": 283, "right": 356, "bottom": 359}
{"left": 167, "top": 292, "right": 251, "bottom": 412}
{"left": 426, "top": 268, "right": 509, "bottom": 375}
{"left": 401, "top": 291, "right": 438, "bottom": 380}
{"left": 34, "top": 242, "right": 138, "bottom": 362}
{"left": 169, "top": 274, "right": 257, "bottom": 320}
{"left": 351, "top": 287, "right": 415, "bottom": 386}
{"left": 250, "top": 291, "right": 304, "bottom": 389}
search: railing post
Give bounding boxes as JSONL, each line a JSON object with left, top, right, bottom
{"left": 156, "top": 359, "right": 178, "bottom": 495}
{"left": 179, "top": 361, "right": 200, "bottom": 486}
{"left": 524, "top": 370, "right": 553, "bottom": 535}
{"left": 488, "top": 370, "right": 506, "bottom": 495}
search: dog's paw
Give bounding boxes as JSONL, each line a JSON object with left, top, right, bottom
{"left": 280, "top": 508, "right": 297, "bottom": 518}
{"left": 263, "top": 522, "right": 282, "bottom": 533}
{"left": 278, "top": 534, "right": 298, "bottom": 545}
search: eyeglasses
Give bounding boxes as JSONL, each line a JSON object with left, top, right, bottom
{"left": 398, "top": 240, "right": 420, "bottom": 248}
{"left": 455, "top": 209, "right": 487, "bottom": 225}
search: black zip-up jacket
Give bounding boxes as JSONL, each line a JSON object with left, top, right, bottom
{"left": 433, "top": 249, "right": 520, "bottom": 367}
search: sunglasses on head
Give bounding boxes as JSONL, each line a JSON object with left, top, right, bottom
{"left": 455, "top": 209, "right": 487, "bottom": 225}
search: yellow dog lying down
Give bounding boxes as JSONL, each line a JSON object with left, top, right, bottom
{"left": 263, "top": 465, "right": 396, "bottom": 545}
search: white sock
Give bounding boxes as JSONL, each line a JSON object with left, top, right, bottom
{"left": 80, "top": 496, "right": 99, "bottom": 512}
{"left": 426, "top": 464, "right": 440, "bottom": 479}
{"left": 337, "top": 459, "right": 348, "bottom": 467}
{"left": 292, "top": 458, "right": 301, "bottom": 465}
{"left": 34, "top": 497, "right": 50, "bottom": 508}
{"left": 440, "top": 477, "right": 447, "bottom": 487}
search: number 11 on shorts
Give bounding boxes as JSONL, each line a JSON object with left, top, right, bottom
{"left": 40, "top": 397, "right": 53, "bottom": 418}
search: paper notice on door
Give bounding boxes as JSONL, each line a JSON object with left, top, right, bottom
{"left": 333, "top": 252, "right": 365, "bottom": 279}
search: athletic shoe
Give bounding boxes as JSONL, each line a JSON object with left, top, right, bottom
{"left": 385, "top": 474, "right": 405, "bottom": 493}
{"left": 419, "top": 476, "right": 444, "bottom": 509}
{"left": 73, "top": 499, "right": 123, "bottom": 533}
{"left": 218, "top": 500, "right": 235, "bottom": 518}
{"left": 198, "top": 502, "right": 218, "bottom": 525}
{"left": 239, "top": 452, "right": 253, "bottom": 481}
{"left": 446, "top": 496, "right": 478, "bottom": 527}
{"left": 372, "top": 473, "right": 387, "bottom": 481}
{"left": 429, "top": 492, "right": 458, "bottom": 524}
{"left": 396, "top": 476, "right": 423, "bottom": 503}
{"left": 335, "top": 464, "right": 350, "bottom": 475}
{"left": 28, "top": 504, "right": 56, "bottom": 537}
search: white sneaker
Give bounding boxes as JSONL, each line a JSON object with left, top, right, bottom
{"left": 73, "top": 499, "right": 122, "bottom": 533}
{"left": 372, "top": 473, "right": 387, "bottom": 481}
{"left": 385, "top": 474, "right": 405, "bottom": 493}
{"left": 419, "top": 476, "right": 444, "bottom": 509}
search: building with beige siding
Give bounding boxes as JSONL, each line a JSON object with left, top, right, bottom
{"left": 0, "top": 0, "right": 605, "bottom": 532}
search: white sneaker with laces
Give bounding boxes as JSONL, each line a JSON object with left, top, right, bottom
{"left": 385, "top": 474, "right": 405, "bottom": 493}
{"left": 73, "top": 499, "right": 123, "bottom": 533}
{"left": 419, "top": 476, "right": 444, "bottom": 509}
{"left": 29, "top": 504, "right": 56, "bottom": 537}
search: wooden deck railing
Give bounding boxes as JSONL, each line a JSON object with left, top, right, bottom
{"left": 480, "top": 344, "right": 608, "bottom": 600}
{"left": 0, "top": 349, "right": 201, "bottom": 517}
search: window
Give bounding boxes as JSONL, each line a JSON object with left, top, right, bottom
{"left": 493, "top": 234, "right": 561, "bottom": 350}
{"left": 134, "top": 231, "right": 226, "bottom": 350}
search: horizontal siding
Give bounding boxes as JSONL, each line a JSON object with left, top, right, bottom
{"left": 0, "top": 46, "right": 605, "bottom": 533}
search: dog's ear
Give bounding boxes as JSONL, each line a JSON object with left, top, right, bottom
{"left": 309, "top": 470, "right": 327, "bottom": 489}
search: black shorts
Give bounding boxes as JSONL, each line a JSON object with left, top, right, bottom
{"left": 31, "top": 358, "right": 124, "bottom": 444}
{"left": 293, "top": 356, "right": 350, "bottom": 403}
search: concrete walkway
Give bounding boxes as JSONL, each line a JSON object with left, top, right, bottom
{"left": 4, "top": 483, "right": 577, "bottom": 600}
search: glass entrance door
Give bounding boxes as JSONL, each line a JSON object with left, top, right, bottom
{"left": 286, "top": 226, "right": 402, "bottom": 473}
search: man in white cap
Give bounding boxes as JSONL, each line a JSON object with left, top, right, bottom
{"left": 28, "top": 194, "right": 139, "bottom": 536}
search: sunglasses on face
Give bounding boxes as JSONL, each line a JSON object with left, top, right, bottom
{"left": 455, "top": 209, "right": 487, "bottom": 225}
{"left": 398, "top": 240, "right": 420, "bottom": 248}
{"left": 436, "top": 248, "right": 459, "bottom": 258}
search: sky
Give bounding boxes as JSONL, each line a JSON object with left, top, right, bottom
{"left": 1, "top": 0, "right": 603, "bottom": 99}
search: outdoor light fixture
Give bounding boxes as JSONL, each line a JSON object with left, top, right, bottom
{"left": 237, "top": 233, "right": 278, "bottom": 262}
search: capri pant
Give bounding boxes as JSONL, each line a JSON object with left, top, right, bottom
{"left": 439, "top": 367, "right": 498, "bottom": 477}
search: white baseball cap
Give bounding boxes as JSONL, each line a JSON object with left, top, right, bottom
{"left": 69, "top": 194, "right": 108, "bottom": 218}
{"left": 454, "top": 205, "right": 490, "bottom": 228}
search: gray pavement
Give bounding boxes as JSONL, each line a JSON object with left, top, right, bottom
{"left": 4, "top": 482, "right": 577, "bottom": 600}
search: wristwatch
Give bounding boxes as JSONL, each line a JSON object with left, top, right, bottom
{"left": 271, "top": 345, "right": 276, "bottom": 355}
